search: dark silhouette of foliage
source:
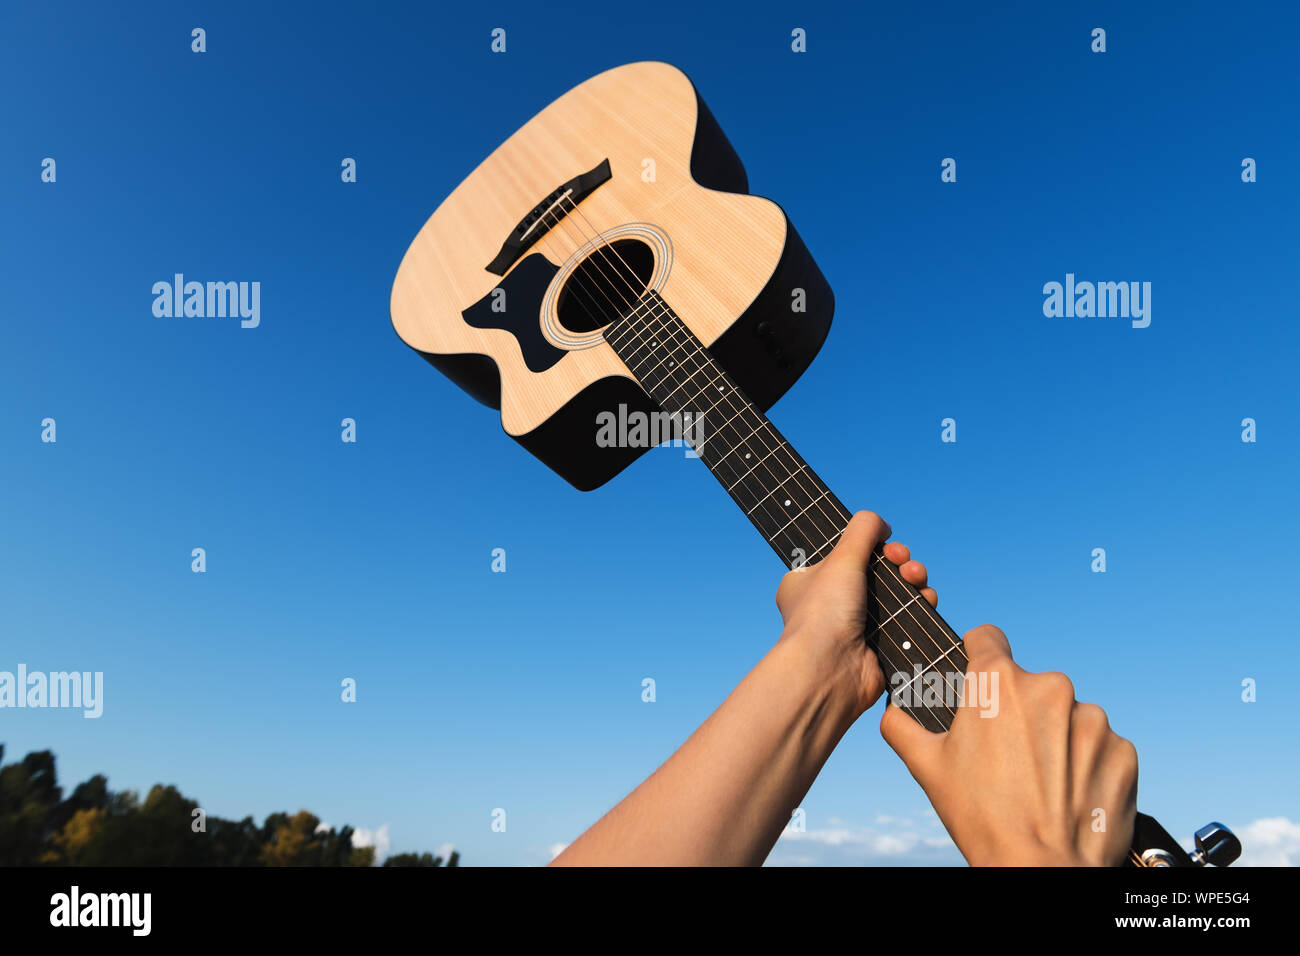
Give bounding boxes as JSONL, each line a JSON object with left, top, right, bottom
{"left": 0, "top": 745, "right": 456, "bottom": 867}
{"left": 383, "top": 850, "right": 460, "bottom": 867}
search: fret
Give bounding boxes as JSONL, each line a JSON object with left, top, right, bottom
{"left": 876, "top": 591, "right": 923, "bottom": 628}
{"left": 662, "top": 364, "right": 726, "bottom": 410}
{"left": 721, "top": 440, "right": 796, "bottom": 491}
{"left": 660, "top": 365, "right": 728, "bottom": 419}
{"left": 604, "top": 291, "right": 970, "bottom": 733}
{"left": 629, "top": 349, "right": 709, "bottom": 412}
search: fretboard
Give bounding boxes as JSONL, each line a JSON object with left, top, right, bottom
{"left": 605, "top": 291, "right": 970, "bottom": 732}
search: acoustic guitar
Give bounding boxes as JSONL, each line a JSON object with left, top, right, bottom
{"left": 390, "top": 61, "right": 1239, "bottom": 868}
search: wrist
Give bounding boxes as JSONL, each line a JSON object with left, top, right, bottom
{"left": 769, "top": 629, "right": 869, "bottom": 731}
{"left": 975, "top": 837, "right": 1088, "bottom": 867}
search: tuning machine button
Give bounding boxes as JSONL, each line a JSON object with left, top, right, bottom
{"left": 1190, "top": 822, "right": 1241, "bottom": 867}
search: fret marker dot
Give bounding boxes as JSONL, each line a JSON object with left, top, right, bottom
{"left": 783, "top": 499, "right": 792, "bottom": 507}
{"left": 668, "top": 360, "right": 675, "bottom": 366}
{"left": 902, "top": 641, "right": 911, "bottom": 650}
{"left": 744, "top": 453, "right": 751, "bottom": 460}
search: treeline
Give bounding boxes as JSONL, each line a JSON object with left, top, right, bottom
{"left": 0, "top": 745, "right": 458, "bottom": 867}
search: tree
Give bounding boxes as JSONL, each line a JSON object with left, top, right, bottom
{"left": 0, "top": 745, "right": 457, "bottom": 867}
{"left": 0, "top": 747, "right": 63, "bottom": 865}
{"left": 383, "top": 850, "right": 459, "bottom": 867}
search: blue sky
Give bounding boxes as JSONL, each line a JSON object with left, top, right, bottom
{"left": 2, "top": 0, "right": 1297, "bottom": 866}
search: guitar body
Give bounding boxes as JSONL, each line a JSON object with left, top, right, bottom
{"left": 390, "top": 60, "right": 833, "bottom": 489}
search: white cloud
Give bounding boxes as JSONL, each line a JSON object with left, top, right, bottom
{"left": 351, "top": 824, "right": 392, "bottom": 864}
{"left": 768, "top": 813, "right": 1300, "bottom": 867}
{"left": 874, "top": 814, "right": 914, "bottom": 827}
{"left": 547, "top": 842, "right": 569, "bottom": 861}
{"left": 768, "top": 814, "right": 961, "bottom": 866}
{"left": 1235, "top": 817, "right": 1300, "bottom": 867}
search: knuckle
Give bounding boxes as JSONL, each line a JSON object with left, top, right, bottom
{"left": 1073, "top": 701, "right": 1110, "bottom": 733}
{"left": 963, "top": 624, "right": 1010, "bottom": 664}
{"left": 968, "top": 623, "right": 1004, "bottom": 641}
{"left": 1113, "top": 735, "right": 1139, "bottom": 773}
{"left": 852, "top": 510, "right": 884, "bottom": 534}
{"left": 979, "top": 649, "right": 1012, "bottom": 671}
{"left": 1037, "top": 670, "right": 1076, "bottom": 702}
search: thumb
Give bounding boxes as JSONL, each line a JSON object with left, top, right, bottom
{"left": 825, "top": 511, "right": 890, "bottom": 570}
{"left": 880, "top": 700, "right": 943, "bottom": 787}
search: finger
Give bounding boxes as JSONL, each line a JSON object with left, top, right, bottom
{"left": 882, "top": 543, "right": 930, "bottom": 599}
{"left": 882, "top": 541, "right": 910, "bottom": 566}
{"left": 825, "top": 511, "right": 890, "bottom": 570}
{"left": 897, "top": 559, "right": 928, "bottom": 590}
{"left": 963, "top": 624, "right": 1013, "bottom": 664}
{"left": 880, "top": 701, "right": 943, "bottom": 785}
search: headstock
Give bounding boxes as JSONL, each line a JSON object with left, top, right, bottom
{"left": 1132, "top": 812, "right": 1241, "bottom": 867}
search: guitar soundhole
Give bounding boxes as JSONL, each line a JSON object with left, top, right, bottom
{"left": 556, "top": 239, "right": 655, "bottom": 333}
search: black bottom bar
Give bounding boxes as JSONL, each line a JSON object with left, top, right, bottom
{"left": 0, "top": 863, "right": 1280, "bottom": 941}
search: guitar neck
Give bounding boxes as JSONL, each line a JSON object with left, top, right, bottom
{"left": 605, "top": 292, "right": 968, "bottom": 733}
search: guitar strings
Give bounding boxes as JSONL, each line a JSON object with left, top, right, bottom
{"left": 535, "top": 201, "right": 824, "bottom": 561}
{"left": 532, "top": 208, "right": 619, "bottom": 335}
{"left": 550, "top": 196, "right": 969, "bottom": 708}
{"left": 585, "top": 238, "right": 972, "bottom": 704}
{"left": 535, "top": 194, "right": 967, "bottom": 717}
{"left": 535, "top": 199, "right": 647, "bottom": 331}
{"left": 526, "top": 211, "right": 968, "bottom": 701}
{"left": 527, "top": 187, "right": 649, "bottom": 332}
{"left": 537, "top": 195, "right": 967, "bottom": 716}
{"left": 621, "top": 304, "right": 967, "bottom": 706}
{"left": 532, "top": 198, "right": 873, "bottom": 591}
{"left": 541, "top": 196, "right": 878, "bottom": 578}
{"left": 608, "top": 300, "right": 966, "bottom": 717}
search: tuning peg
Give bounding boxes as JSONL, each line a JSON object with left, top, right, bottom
{"left": 1190, "top": 822, "right": 1241, "bottom": 867}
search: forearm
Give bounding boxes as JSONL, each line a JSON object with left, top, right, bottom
{"left": 550, "top": 632, "right": 862, "bottom": 866}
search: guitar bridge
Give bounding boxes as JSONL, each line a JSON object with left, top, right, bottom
{"left": 485, "top": 158, "right": 612, "bottom": 276}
